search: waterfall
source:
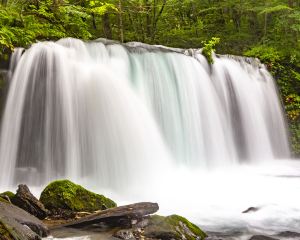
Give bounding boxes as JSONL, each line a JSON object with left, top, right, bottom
{"left": 0, "top": 38, "right": 290, "bottom": 190}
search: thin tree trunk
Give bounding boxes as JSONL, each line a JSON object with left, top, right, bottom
{"left": 102, "top": 13, "right": 112, "bottom": 39}
{"left": 118, "top": 0, "right": 124, "bottom": 42}
{"left": 151, "top": 0, "right": 167, "bottom": 41}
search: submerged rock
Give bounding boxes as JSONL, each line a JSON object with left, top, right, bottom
{"left": 242, "top": 207, "right": 260, "bottom": 213}
{"left": 113, "top": 229, "right": 136, "bottom": 240}
{"left": 40, "top": 180, "right": 116, "bottom": 214}
{"left": 0, "top": 200, "right": 49, "bottom": 239}
{"left": 276, "top": 231, "right": 300, "bottom": 238}
{"left": 143, "top": 214, "right": 207, "bottom": 240}
{"left": 11, "top": 184, "right": 49, "bottom": 220}
{"left": 249, "top": 235, "right": 279, "bottom": 240}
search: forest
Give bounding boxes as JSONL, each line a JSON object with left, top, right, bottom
{"left": 0, "top": 0, "right": 299, "bottom": 156}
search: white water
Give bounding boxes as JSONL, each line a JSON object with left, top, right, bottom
{"left": 0, "top": 38, "right": 296, "bottom": 238}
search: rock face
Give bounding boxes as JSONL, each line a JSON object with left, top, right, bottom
{"left": 40, "top": 180, "right": 116, "bottom": 213}
{"left": 143, "top": 215, "right": 207, "bottom": 240}
{"left": 0, "top": 201, "right": 49, "bottom": 239}
{"left": 11, "top": 185, "right": 48, "bottom": 220}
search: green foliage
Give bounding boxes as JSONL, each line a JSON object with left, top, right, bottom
{"left": 202, "top": 37, "right": 220, "bottom": 64}
{"left": 259, "top": 5, "right": 292, "bottom": 15}
{"left": 244, "top": 46, "right": 282, "bottom": 64}
{"left": 89, "top": 1, "right": 118, "bottom": 15}
{"left": 39, "top": 179, "right": 117, "bottom": 212}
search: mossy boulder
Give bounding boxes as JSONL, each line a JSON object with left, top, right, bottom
{"left": 144, "top": 214, "right": 207, "bottom": 240}
{"left": 39, "top": 180, "right": 117, "bottom": 213}
{"left": 0, "top": 191, "right": 15, "bottom": 201}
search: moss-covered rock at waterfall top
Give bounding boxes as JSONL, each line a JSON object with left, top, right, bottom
{"left": 39, "top": 180, "right": 116, "bottom": 213}
{"left": 144, "top": 214, "right": 207, "bottom": 240}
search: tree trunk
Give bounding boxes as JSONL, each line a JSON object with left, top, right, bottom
{"left": 118, "top": 0, "right": 124, "bottom": 42}
{"left": 102, "top": 13, "right": 112, "bottom": 39}
{"left": 145, "top": 0, "right": 151, "bottom": 38}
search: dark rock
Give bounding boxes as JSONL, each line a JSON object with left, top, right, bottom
{"left": 242, "top": 207, "right": 260, "bottom": 213}
{"left": 52, "top": 202, "right": 159, "bottom": 229}
{"left": 40, "top": 180, "right": 116, "bottom": 214}
{"left": 0, "top": 200, "right": 49, "bottom": 238}
{"left": 249, "top": 235, "right": 279, "bottom": 240}
{"left": 11, "top": 184, "right": 49, "bottom": 220}
{"left": 277, "top": 231, "right": 300, "bottom": 238}
{"left": 0, "top": 216, "right": 40, "bottom": 240}
{"left": 143, "top": 214, "right": 207, "bottom": 240}
{"left": 113, "top": 229, "right": 136, "bottom": 240}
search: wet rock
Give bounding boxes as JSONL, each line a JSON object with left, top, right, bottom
{"left": 249, "top": 235, "right": 279, "bottom": 240}
{"left": 40, "top": 180, "right": 116, "bottom": 214}
{"left": 113, "top": 229, "right": 136, "bottom": 240}
{"left": 0, "top": 215, "right": 41, "bottom": 240}
{"left": 143, "top": 214, "right": 207, "bottom": 240}
{"left": 277, "top": 231, "right": 300, "bottom": 238}
{"left": 11, "top": 184, "right": 49, "bottom": 220}
{"left": 0, "top": 200, "right": 49, "bottom": 238}
{"left": 242, "top": 207, "right": 260, "bottom": 213}
{"left": 54, "top": 202, "right": 159, "bottom": 229}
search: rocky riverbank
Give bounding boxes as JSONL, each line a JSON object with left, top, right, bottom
{"left": 0, "top": 180, "right": 206, "bottom": 240}
{"left": 1, "top": 180, "right": 300, "bottom": 240}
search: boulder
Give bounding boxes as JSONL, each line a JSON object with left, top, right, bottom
{"left": 11, "top": 185, "right": 48, "bottom": 220}
{"left": 0, "top": 191, "right": 15, "bottom": 200}
{"left": 143, "top": 214, "right": 207, "bottom": 240}
{"left": 0, "top": 201, "right": 49, "bottom": 239}
{"left": 40, "top": 180, "right": 116, "bottom": 214}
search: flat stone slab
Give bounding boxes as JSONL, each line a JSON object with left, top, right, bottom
{"left": 51, "top": 202, "right": 159, "bottom": 229}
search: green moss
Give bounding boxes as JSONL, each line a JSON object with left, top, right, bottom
{"left": 0, "top": 191, "right": 15, "bottom": 200}
{"left": 166, "top": 215, "right": 207, "bottom": 239}
{"left": 149, "top": 214, "right": 207, "bottom": 240}
{"left": 0, "top": 221, "right": 13, "bottom": 240}
{"left": 39, "top": 180, "right": 117, "bottom": 212}
{"left": 0, "top": 197, "right": 9, "bottom": 203}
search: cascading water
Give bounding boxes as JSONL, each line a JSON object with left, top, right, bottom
{"left": 0, "top": 38, "right": 290, "bottom": 190}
